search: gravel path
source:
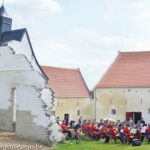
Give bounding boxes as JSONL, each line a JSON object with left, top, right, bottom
{"left": 0, "top": 132, "right": 50, "bottom": 150}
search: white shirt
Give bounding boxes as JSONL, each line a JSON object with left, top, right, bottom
{"left": 141, "top": 126, "right": 147, "bottom": 133}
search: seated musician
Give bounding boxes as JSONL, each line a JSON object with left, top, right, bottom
{"left": 123, "top": 124, "right": 131, "bottom": 144}
{"left": 60, "top": 120, "right": 72, "bottom": 139}
{"left": 106, "top": 125, "right": 117, "bottom": 143}
{"left": 135, "top": 126, "right": 141, "bottom": 140}
{"left": 81, "top": 121, "right": 87, "bottom": 134}
{"left": 100, "top": 125, "right": 108, "bottom": 140}
{"left": 146, "top": 124, "right": 150, "bottom": 143}
{"left": 130, "top": 125, "right": 137, "bottom": 138}
{"left": 92, "top": 123, "right": 100, "bottom": 140}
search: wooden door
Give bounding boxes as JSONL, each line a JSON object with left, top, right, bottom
{"left": 126, "top": 112, "right": 133, "bottom": 121}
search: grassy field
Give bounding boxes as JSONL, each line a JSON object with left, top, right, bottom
{"left": 52, "top": 137, "right": 150, "bottom": 150}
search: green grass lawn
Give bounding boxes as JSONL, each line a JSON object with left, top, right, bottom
{"left": 52, "top": 137, "right": 150, "bottom": 150}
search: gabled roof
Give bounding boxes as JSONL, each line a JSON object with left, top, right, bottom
{"left": 42, "top": 66, "right": 91, "bottom": 98}
{"left": 96, "top": 51, "right": 150, "bottom": 88}
{"left": 0, "top": 28, "right": 48, "bottom": 80}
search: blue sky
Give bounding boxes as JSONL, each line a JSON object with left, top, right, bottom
{"left": 4, "top": 0, "right": 150, "bottom": 89}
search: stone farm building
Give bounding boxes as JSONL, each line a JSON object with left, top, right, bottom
{"left": 42, "top": 66, "right": 93, "bottom": 123}
{"left": 94, "top": 51, "right": 150, "bottom": 124}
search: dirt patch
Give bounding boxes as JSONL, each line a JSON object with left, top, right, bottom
{"left": 0, "top": 132, "right": 50, "bottom": 150}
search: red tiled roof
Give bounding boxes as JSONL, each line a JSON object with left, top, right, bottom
{"left": 96, "top": 51, "right": 150, "bottom": 88}
{"left": 42, "top": 66, "right": 90, "bottom": 98}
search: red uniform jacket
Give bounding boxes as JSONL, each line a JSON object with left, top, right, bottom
{"left": 61, "top": 123, "right": 68, "bottom": 132}
{"left": 123, "top": 127, "right": 130, "bottom": 140}
{"left": 108, "top": 127, "right": 117, "bottom": 139}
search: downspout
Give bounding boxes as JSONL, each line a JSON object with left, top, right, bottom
{"left": 12, "top": 87, "right": 16, "bottom": 131}
{"left": 93, "top": 89, "right": 97, "bottom": 120}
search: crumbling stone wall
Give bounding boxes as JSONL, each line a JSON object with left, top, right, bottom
{"left": 16, "top": 110, "right": 50, "bottom": 144}
{"left": 0, "top": 46, "right": 54, "bottom": 145}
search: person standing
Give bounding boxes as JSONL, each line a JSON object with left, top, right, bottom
{"left": 129, "top": 117, "right": 133, "bottom": 126}
{"left": 56, "top": 116, "right": 60, "bottom": 125}
{"left": 140, "top": 124, "right": 146, "bottom": 142}
{"left": 78, "top": 116, "right": 83, "bottom": 127}
{"left": 141, "top": 118, "right": 146, "bottom": 126}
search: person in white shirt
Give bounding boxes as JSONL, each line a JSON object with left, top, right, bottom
{"left": 141, "top": 124, "right": 147, "bottom": 142}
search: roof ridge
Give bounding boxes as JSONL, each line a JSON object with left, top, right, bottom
{"left": 119, "top": 51, "right": 150, "bottom": 54}
{"left": 41, "top": 65, "right": 79, "bottom": 71}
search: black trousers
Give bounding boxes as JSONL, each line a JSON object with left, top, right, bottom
{"left": 64, "top": 130, "right": 72, "bottom": 139}
{"left": 103, "top": 135, "right": 117, "bottom": 143}
{"left": 141, "top": 133, "right": 145, "bottom": 142}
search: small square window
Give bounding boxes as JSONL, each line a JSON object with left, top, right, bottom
{"left": 111, "top": 109, "right": 116, "bottom": 115}
{"left": 77, "top": 110, "right": 80, "bottom": 116}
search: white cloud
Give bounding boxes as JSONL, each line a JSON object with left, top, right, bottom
{"left": 33, "top": 27, "right": 150, "bottom": 89}
{"left": 6, "top": 0, "right": 61, "bottom": 13}
{"left": 5, "top": 0, "right": 150, "bottom": 89}
{"left": 134, "top": 11, "right": 150, "bottom": 21}
{"left": 37, "top": 0, "right": 61, "bottom": 13}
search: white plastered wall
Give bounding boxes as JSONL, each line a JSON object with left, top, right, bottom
{"left": 0, "top": 46, "right": 54, "bottom": 144}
